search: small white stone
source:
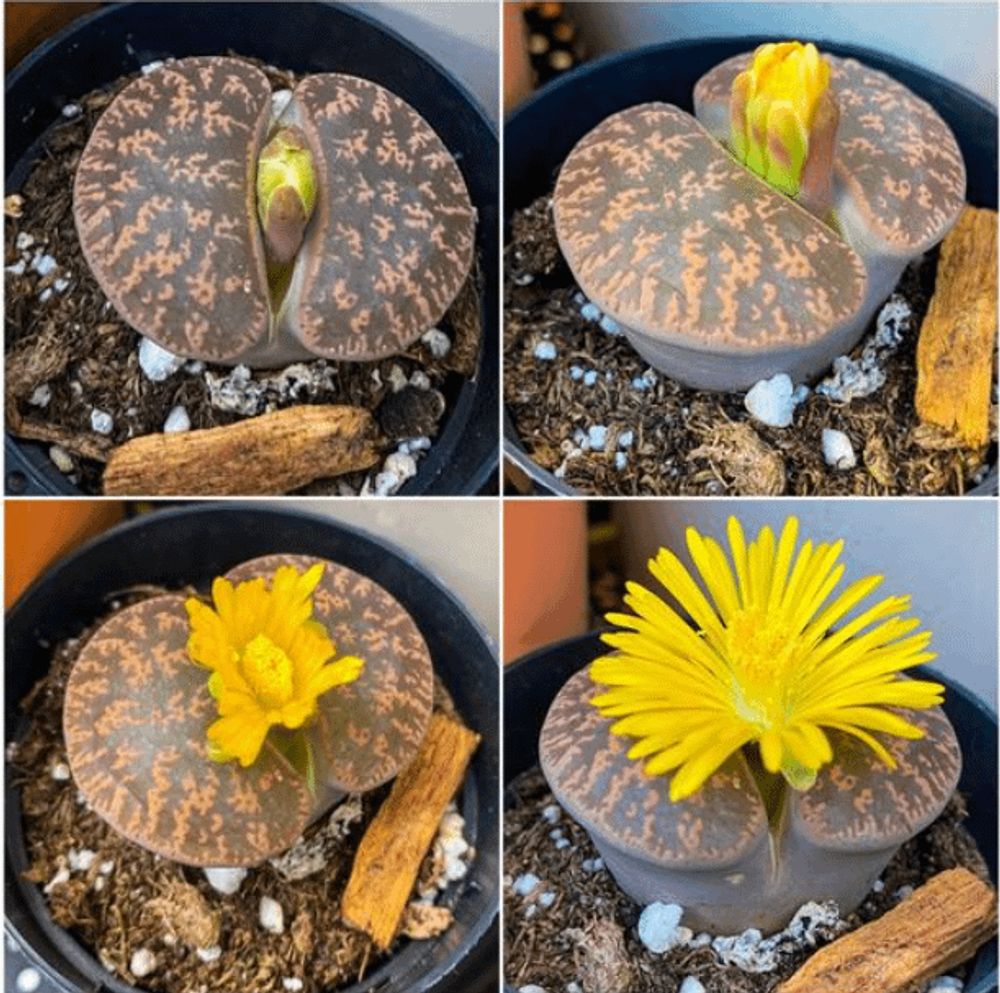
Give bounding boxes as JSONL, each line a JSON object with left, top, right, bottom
{"left": 679, "top": 978, "right": 706, "bottom": 993}
{"left": 6, "top": 259, "right": 26, "bottom": 275}
{"left": 512, "top": 873, "right": 540, "bottom": 897}
{"left": 618, "top": 430, "right": 634, "bottom": 448}
{"left": 388, "top": 364, "right": 408, "bottom": 392}
{"left": 53, "top": 276, "right": 71, "bottom": 293}
{"left": 99, "top": 860, "right": 115, "bottom": 875}
{"left": 163, "top": 405, "right": 191, "bottom": 433}
{"left": 554, "top": 838, "right": 570, "bottom": 850}
{"left": 422, "top": 327, "right": 451, "bottom": 358}
{"left": 90, "top": 408, "right": 114, "bottom": 435}
{"left": 587, "top": 425, "right": 608, "bottom": 450}
{"left": 140, "top": 59, "right": 165, "bottom": 74}
{"left": 196, "top": 946, "right": 222, "bottom": 963}
{"left": 518, "top": 986, "right": 547, "bottom": 993}
{"left": 31, "top": 252, "right": 57, "bottom": 276}
{"left": 872, "top": 878, "right": 885, "bottom": 893}
{"left": 410, "top": 370, "right": 432, "bottom": 391}
{"left": 599, "top": 315, "right": 622, "bottom": 335}
{"left": 49, "top": 445, "right": 74, "bottom": 473}
{"left": 130, "top": 949, "right": 157, "bottom": 978}
{"left": 271, "top": 88, "right": 294, "bottom": 119}
{"left": 39, "top": 287, "right": 53, "bottom": 303}
{"left": 93, "top": 876, "right": 106, "bottom": 891}
{"left": 44, "top": 867, "right": 70, "bottom": 893}
{"left": 403, "top": 435, "right": 432, "bottom": 453}
{"left": 68, "top": 848, "right": 97, "bottom": 872}
{"left": 15, "top": 968, "right": 41, "bottom": 993}
{"left": 534, "top": 340, "right": 557, "bottom": 361}
{"left": 566, "top": 984, "right": 583, "bottom": 993}
{"left": 443, "top": 855, "right": 468, "bottom": 881}
{"left": 581, "top": 857, "right": 604, "bottom": 872}
{"left": 61, "top": 103, "right": 82, "bottom": 118}
{"left": 582, "top": 370, "right": 598, "bottom": 386}
{"left": 895, "top": 884, "right": 914, "bottom": 901}
{"left": 282, "top": 980, "right": 304, "bottom": 992}
{"left": 538, "top": 891, "right": 556, "bottom": 909}
{"left": 374, "top": 471, "right": 400, "bottom": 496}
{"left": 203, "top": 866, "right": 247, "bottom": 895}
{"left": 569, "top": 365, "right": 584, "bottom": 381}
{"left": 541, "top": 804, "right": 561, "bottom": 823}
{"left": 385, "top": 451, "right": 418, "bottom": 485}
{"left": 745, "top": 373, "right": 796, "bottom": 428}
{"left": 927, "top": 976, "right": 964, "bottom": 992}
{"left": 441, "top": 835, "right": 469, "bottom": 859}
{"left": 185, "top": 359, "right": 205, "bottom": 375}
{"left": 138, "top": 337, "right": 184, "bottom": 382}
{"left": 50, "top": 761, "right": 70, "bottom": 780}
{"left": 259, "top": 896, "right": 285, "bottom": 934}
{"left": 791, "top": 384, "right": 811, "bottom": 406}
{"left": 614, "top": 451, "right": 628, "bottom": 470}
{"left": 15, "top": 232, "right": 34, "bottom": 250}
{"left": 638, "top": 902, "right": 687, "bottom": 954}
{"left": 822, "top": 428, "right": 856, "bottom": 470}
{"left": 580, "top": 302, "right": 601, "bottom": 321}
{"left": 690, "top": 932, "right": 712, "bottom": 948}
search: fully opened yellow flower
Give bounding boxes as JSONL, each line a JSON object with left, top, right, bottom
{"left": 185, "top": 563, "right": 363, "bottom": 767}
{"left": 730, "top": 41, "right": 831, "bottom": 195}
{"left": 591, "top": 517, "right": 943, "bottom": 802}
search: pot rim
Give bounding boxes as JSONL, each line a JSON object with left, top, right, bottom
{"left": 4, "top": 0, "right": 499, "bottom": 497}
{"left": 502, "top": 35, "right": 998, "bottom": 498}
{"left": 5, "top": 502, "right": 499, "bottom": 993}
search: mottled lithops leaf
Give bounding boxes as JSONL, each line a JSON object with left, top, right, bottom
{"left": 553, "top": 103, "right": 866, "bottom": 353}
{"left": 286, "top": 74, "right": 476, "bottom": 360}
{"left": 64, "top": 595, "right": 312, "bottom": 866}
{"left": 694, "top": 53, "right": 966, "bottom": 252}
{"left": 792, "top": 706, "right": 961, "bottom": 852}
{"left": 225, "top": 555, "right": 434, "bottom": 792}
{"left": 73, "top": 57, "right": 272, "bottom": 362}
{"left": 540, "top": 667, "right": 767, "bottom": 868}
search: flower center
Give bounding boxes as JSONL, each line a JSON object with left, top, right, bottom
{"left": 240, "top": 634, "right": 295, "bottom": 710}
{"left": 723, "top": 609, "right": 801, "bottom": 725}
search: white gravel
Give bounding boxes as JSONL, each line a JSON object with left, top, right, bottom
{"left": 138, "top": 337, "right": 185, "bottom": 382}
{"left": 203, "top": 866, "right": 247, "bottom": 895}
{"left": 745, "top": 373, "right": 799, "bottom": 428}
{"left": 163, "top": 405, "right": 191, "bottom": 433}
{"left": 130, "top": 949, "right": 157, "bottom": 978}
{"left": 534, "top": 340, "right": 558, "bottom": 361}
{"left": 259, "top": 895, "right": 285, "bottom": 934}
{"left": 90, "top": 409, "right": 114, "bottom": 435}
{"left": 821, "top": 428, "right": 856, "bottom": 470}
{"left": 638, "top": 902, "right": 691, "bottom": 953}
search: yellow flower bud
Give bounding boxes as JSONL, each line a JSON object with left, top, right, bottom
{"left": 256, "top": 127, "right": 316, "bottom": 266}
{"left": 730, "top": 41, "right": 831, "bottom": 198}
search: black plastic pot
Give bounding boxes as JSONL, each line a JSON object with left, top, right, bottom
{"left": 503, "top": 37, "right": 999, "bottom": 496}
{"left": 5, "top": 1, "right": 498, "bottom": 496}
{"left": 5, "top": 503, "right": 499, "bottom": 993}
{"left": 503, "top": 632, "right": 998, "bottom": 993}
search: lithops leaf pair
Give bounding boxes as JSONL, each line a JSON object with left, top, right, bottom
{"left": 73, "top": 56, "right": 476, "bottom": 367}
{"left": 538, "top": 517, "right": 962, "bottom": 934}
{"left": 553, "top": 42, "right": 965, "bottom": 390}
{"left": 540, "top": 669, "right": 960, "bottom": 934}
{"left": 64, "top": 554, "right": 433, "bottom": 866}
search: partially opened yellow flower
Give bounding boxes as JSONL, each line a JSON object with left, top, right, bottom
{"left": 185, "top": 563, "right": 364, "bottom": 767}
{"left": 591, "top": 517, "right": 943, "bottom": 802}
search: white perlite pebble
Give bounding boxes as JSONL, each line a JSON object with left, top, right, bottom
{"left": 534, "top": 340, "right": 557, "bottom": 361}
{"left": 6, "top": 259, "right": 27, "bottom": 275}
{"left": 614, "top": 452, "right": 628, "bottom": 471}
{"left": 130, "top": 949, "right": 157, "bottom": 978}
{"left": 822, "top": 428, "right": 856, "bottom": 470}
{"left": 582, "top": 369, "right": 598, "bottom": 386}
{"left": 203, "top": 866, "right": 247, "bottom": 895}
{"left": 541, "top": 804, "right": 561, "bottom": 823}
{"left": 422, "top": 327, "right": 451, "bottom": 358}
{"left": 163, "top": 405, "right": 191, "bottom": 433}
{"left": 679, "top": 978, "right": 706, "bottom": 993}
{"left": 410, "top": 370, "right": 431, "bottom": 391}
{"left": 638, "top": 903, "right": 690, "bottom": 954}
{"left": 283, "top": 980, "right": 304, "bottom": 992}
{"left": 50, "top": 761, "right": 71, "bottom": 780}
{"left": 587, "top": 425, "right": 608, "bottom": 450}
{"left": 580, "top": 302, "right": 601, "bottom": 321}
{"left": 872, "top": 878, "right": 885, "bottom": 893}
{"left": 554, "top": 838, "right": 570, "bottom": 850}
{"left": 599, "top": 315, "right": 622, "bottom": 335}
{"left": 259, "top": 896, "right": 285, "bottom": 934}
{"left": 45, "top": 867, "right": 70, "bottom": 893}
{"left": 90, "top": 408, "right": 114, "bottom": 435}
{"left": 15, "top": 232, "right": 34, "bottom": 250}
{"left": 512, "top": 873, "right": 540, "bottom": 897}
{"left": 744, "top": 373, "right": 797, "bottom": 428}
{"left": 566, "top": 984, "right": 583, "bottom": 993}
{"left": 138, "top": 337, "right": 185, "bottom": 382}
{"left": 31, "top": 252, "right": 57, "bottom": 276}
{"left": 62, "top": 103, "right": 82, "bottom": 118}
{"left": 927, "top": 977, "right": 964, "bottom": 992}
{"left": 895, "top": 884, "right": 915, "bottom": 901}
{"left": 632, "top": 369, "right": 658, "bottom": 391}
{"left": 538, "top": 891, "right": 556, "bottom": 909}
{"left": 39, "top": 287, "right": 53, "bottom": 303}
{"left": 141, "top": 59, "right": 165, "bottom": 74}
{"left": 54, "top": 276, "right": 71, "bottom": 293}
{"left": 196, "top": 946, "right": 222, "bottom": 963}
{"left": 387, "top": 364, "right": 408, "bottom": 392}
{"left": 581, "top": 857, "right": 604, "bottom": 872}
{"left": 15, "top": 968, "right": 41, "bottom": 993}
{"left": 519, "top": 986, "right": 547, "bottom": 993}
{"left": 271, "top": 88, "right": 294, "bottom": 119}
{"left": 49, "top": 445, "right": 74, "bottom": 473}
{"left": 68, "top": 848, "right": 97, "bottom": 872}
{"left": 569, "top": 365, "right": 584, "bottom": 381}
{"left": 618, "top": 430, "right": 634, "bottom": 448}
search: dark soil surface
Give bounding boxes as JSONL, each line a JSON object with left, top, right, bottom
{"left": 4, "top": 56, "right": 481, "bottom": 496}
{"left": 504, "top": 195, "right": 997, "bottom": 496}
{"left": 10, "top": 588, "right": 472, "bottom": 993}
{"left": 504, "top": 766, "right": 992, "bottom": 993}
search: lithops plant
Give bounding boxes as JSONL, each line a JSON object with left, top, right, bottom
{"left": 552, "top": 42, "right": 964, "bottom": 391}
{"left": 73, "top": 56, "right": 475, "bottom": 367}
{"left": 539, "top": 516, "right": 961, "bottom": 934}
{"left": 64, "top": 556, "right": 433, "bottom": 866}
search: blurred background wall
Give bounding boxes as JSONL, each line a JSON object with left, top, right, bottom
{"left": 571, "top": 1, "right": 997, "bottom": 104}
{"left": 616, "top": 500, "right": 999, "bottom": 707}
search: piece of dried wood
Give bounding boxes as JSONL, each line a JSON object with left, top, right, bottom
{"left": 778, "top": 868, "right": 997, "bottom": 993}
{"left": 915, "top": 205, "right": 998, "bottom": 449}
{"left": 102, "top": 405, "right": 381, "bottom": 495}
{"left": 341, "top": 713, "right": 480, "bottom": 949}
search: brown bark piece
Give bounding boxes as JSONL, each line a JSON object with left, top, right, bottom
{"left": 101, "top": 405, "right": 381, "bottom": 495}
{"left": 778, "top": 868, "right": 997, "bottom": 993}
{"left": 341, "top": 713, "right": 480, "bottom": 949}
{"left": 915, "top": 206, "right": 999, "bottom": 449}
